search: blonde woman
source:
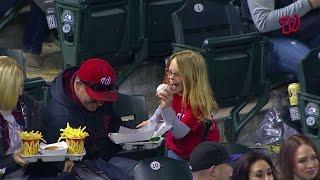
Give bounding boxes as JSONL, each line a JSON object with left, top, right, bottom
{"left": 0, "top": 56, "right": 48, "bottom": 178}
{"left": 0, "top": 56, "right": 30, "bottom": 175}
{"left": 137, "top": 50, "right": 220, "bottom": 160}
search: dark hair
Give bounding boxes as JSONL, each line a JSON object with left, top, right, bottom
{"left": 277, "top": 134, "right": 320, "bottom": 180}
{"left": 232, "top": 151, "right": 276, "bottom": 180}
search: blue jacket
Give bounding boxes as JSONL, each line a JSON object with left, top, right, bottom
{"left": 41, "top": 68, "right": 122, "bottom": 160}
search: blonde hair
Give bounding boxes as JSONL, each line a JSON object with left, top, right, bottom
{"left": 167, "top": 50, "right": 218, "bottom": 121}
{"left": 0, "top": 56, "right": 25, "bottom": 111}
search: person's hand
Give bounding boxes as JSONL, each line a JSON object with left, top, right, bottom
{"left": 13, "top": 149, "right": 28, "bottom": 167}
{"left": 136, "top": 120, "right": 149, "bottom": 128}
{"left": 309, "top": 0, "right": 320, "bottom": 8}
{"left": 158, "top": 86, "right": 173, "bottom": 108}
{"left": 63, "top": 160, "right": 74, "bottom": 172}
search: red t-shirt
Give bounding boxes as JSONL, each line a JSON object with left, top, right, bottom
{"left": 165, "top": 94, "right": 220, "bottom": 160}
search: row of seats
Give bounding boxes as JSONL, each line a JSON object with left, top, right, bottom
{"left": 3, "top": 0, "right": 320, "bottom": 145}
{"left": 53, "top": 0, "right": 272, "bottom": 142}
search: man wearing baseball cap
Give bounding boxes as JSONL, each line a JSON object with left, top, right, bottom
{"left": 40, "top": 58, "right": 136, "bottom": 179}
{"left": 190, "top": 141, "right": 233, "bottom": 180}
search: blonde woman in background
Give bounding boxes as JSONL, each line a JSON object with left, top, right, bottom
{"left": 137, "top": 50, "right": 220, "bottom": 161}
{"left": 0, "top": 56, "right": 30, "bottom": 176}
{"left": 0, "top": 56, "right": 75, "bottom": 179}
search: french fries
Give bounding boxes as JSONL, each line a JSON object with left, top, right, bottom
{"left": 58, "top": 123, "right": 89, "bottom": 154}
{"left": 18, "top": 131, "right": 45, "bottom": 157}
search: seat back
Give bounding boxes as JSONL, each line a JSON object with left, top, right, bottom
{"left": 133, "top": 157, "right": 192, "bottom": 180}
{"left": 0, "top": 0, "right": 28, "bottom": 30}
{"left": 144, "top": 0, "right": 186, "bottom": 57}
{"left": 56, "top": 0, "right": 141, "bottom": 68}
{"left": 0, "top": 48, "right": 50, "bottom": 104}
{"left": 113, "top": 93, "right": 148, "bottom": 128}
{"left": 172, "top": 0, "right": 242, "bottom": 48}
{"left": 0, "top": 48, "right": 24, "bottom": 66}
{"left": 298, "top": 48, "right": 320, "bottom": 96}
{"left": 297, "top": 48, "right": 320, "bottom": 146}
{"left": 202, "top": 32, "right": 266, "bottom": 107}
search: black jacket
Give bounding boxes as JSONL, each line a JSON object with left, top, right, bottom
{"left": 0, "top": 93, "right": 42, "bottom": 175}
{"left": 41, "top": 68, "right": 122, "bottom": 160}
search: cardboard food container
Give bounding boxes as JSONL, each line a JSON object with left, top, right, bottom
{"left": 21, "top": 139, "right": 40, "bottom": 157}
{"left": 66, "top": 138, "right": 85, "bottom": 155}
{"left": 40, "top": 141, "right": 68, "bottom": 156}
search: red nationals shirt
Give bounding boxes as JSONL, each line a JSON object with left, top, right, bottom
{"left": 165, "top": 94, "right": 220, "bottom": 160}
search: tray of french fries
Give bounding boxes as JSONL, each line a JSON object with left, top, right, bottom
{"left": 19, "top": 123, "right": 89, "bottom": 162}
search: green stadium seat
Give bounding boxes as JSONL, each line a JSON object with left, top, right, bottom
{"left": 0, "top": 48, "right": 49, "bottom": 104}
{"left": 0, "top": 0, "right": 27, "bottom": 30}
{"left": 172, "top": 0, "right": 242, "bottom": 48}
{"left": 55, "top": 0, "right": 130, "bottom": 67}
{"left": 203, "top": 34, "right": 269, "bottom": 142}
{"left": 143, "top": 0, "right": 186, "bottom": 57}
{"left": 297, "top": 48, "right": 320, "bottom": 147}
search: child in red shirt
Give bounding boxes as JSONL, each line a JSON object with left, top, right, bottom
{"left": 137, "top": 50, "right": 220, "bottom": 160}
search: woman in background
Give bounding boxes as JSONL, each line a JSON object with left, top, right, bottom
{"left": 232, "top": 151, "right": 276, "bottom": 180}
{"left": 0, "top": 56, "right": 73, "bottom": 179}
{"left": 277, "top": 134, "right": 320, "bottom": 180}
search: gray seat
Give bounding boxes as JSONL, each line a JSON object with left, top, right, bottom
{"left": 113, "top": 93, "right": 149, "bottom": 129}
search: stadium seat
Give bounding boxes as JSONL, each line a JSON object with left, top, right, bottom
{"left": 0, "top": 48, "right": 49, "bottom": 103}
{"left": 113, "top": 93, "right": 149, "bottom": 129}
{"left": 172, "top": 0, "right": 242, "bottom": 48}
{"left": 0, "top": 48, "right": 24, "bottom": 66}
{"left": 204, "top": 34, "right": 269, "bottom": 142}
{"left": 133, "top": 157, "right": 192, "bottom": 180}
{"left": 143, "top": 0, "right": 186, "bottom": 57}
{"left": 171, "top": 0, "right": 269, "bottom": 142}
{"left": 297, "top": 47, "right": 320, "bottom": 147}
{"left": 0, "top": 0, "right": 27, "bottom": 30}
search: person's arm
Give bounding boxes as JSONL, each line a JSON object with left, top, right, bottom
{"left": 0, "top": 154, "right": 20, "bottom": 175}
{"left": 160, "top": 107, "right": 190, "bottom": 139}
{"left": 149, "top": 107, "right": 162, "bottom": 123}
{"left": 136, "top": 104, "right": 163, "bottom": 128}
{"left": 109, "top": 106, "right": 122, "bottom": 133}
{"left": 247, "top": 0, "right": 312, "bottom": 32}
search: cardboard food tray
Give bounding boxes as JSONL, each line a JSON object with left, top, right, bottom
{"left": 122, "top": 137, "right": 164, "bottom": 151}
{"left": 108, "top": 130, "right": 154, "bottom": 144}
{"left": 108, "top": 123, "right": 172, "bottom": 144}
{"left": 21, "top": 150, "right": 86, "bottom": 163}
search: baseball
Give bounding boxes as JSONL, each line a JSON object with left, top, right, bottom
{"left": 156, "top": 84, "right": 169, "bottom": 95}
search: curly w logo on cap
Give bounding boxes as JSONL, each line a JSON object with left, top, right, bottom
{"left": 77, "top": 58, "right": 118, "bottom": 102}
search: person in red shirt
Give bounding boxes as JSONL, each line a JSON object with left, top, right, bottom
{"left": 137, "top": 50, "right": 220, "bottom": 161}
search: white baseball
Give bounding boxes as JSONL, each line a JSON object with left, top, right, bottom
{"left": 156, "top": 84, "right": 169, "bottom": 95}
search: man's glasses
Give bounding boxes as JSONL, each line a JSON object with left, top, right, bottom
{"left": 165, "top": 69, "right": 181, "bottom": 78}
{"left": 80, "top": 80, "right": 118, "bottom": 92}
